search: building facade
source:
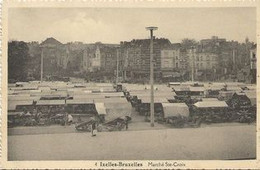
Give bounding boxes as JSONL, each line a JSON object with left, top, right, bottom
{"left": 120, "top": 38, "right": 172, "bottom": 82}
{"left": 250, "top": 44, "right": 257, "bottom": 83}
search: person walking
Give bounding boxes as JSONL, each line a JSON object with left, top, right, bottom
{"left": 91, "top": 120, "right": 97, "bottom": 137}
{"left": 125, "top": 116, "right": 129, "bottom": 130}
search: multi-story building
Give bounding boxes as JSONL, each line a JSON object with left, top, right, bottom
{"left": 161, "top": 43, "right": 181, "bottom": 70}
{"left": 40, "top": 37, "right": 68, "bottom": 77}
{"left": 187, "top": 48, "right": 218, "bottom": 81}
{"left": 160, "top": 43, "right": 184, "bottom": 81}
{"left": 120, "top": 38, "right": 172, "bottom": 82}
{"left": 250, "top": 44, "right": 257, "bottom": 70}
{"left": 250, "top": 44, "right": 257, "bottom": 83}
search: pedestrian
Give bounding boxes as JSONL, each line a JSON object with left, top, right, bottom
{"left": 67, "top": 114, "right": 73, "bottom": 125}
{"left": 64, "top": 112, "right": 68, "bottom": 126}
{"left": 91, "top": 120, "right": 97, "bottom": 137}
{"left": 125, "top": 116, "right": 128, "bottom": 130}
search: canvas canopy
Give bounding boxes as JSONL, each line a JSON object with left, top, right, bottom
{"left": 141, "top": 97, "right": 168, "bottom": 103}
{"left": 162, "top": 103, "right": 189, "bottom": 118}
{"left": 104, "top": 102, "right": 132, "bottom": 122}
{"left": 136, "top": 93, "right": 175, "bottom": 99}
{"left": 218, "top": 91, "right": 235, "bottom": 99}
{"left": 66, "top": 99, "right": 94, "bottom": 104}
{"left": 189, "top": 87, "right": 205, "bottom": 92}
{"left": 95, "top": 97, "right": 128, "bottom": 104}
{"left": 8, "top": 100, "right": 33, "bottom": 111}
{"left": 103, "top": 92, "right": 125, "bottom": 97}
{"left": 9, "top": 94, "right": 31, "bottom": 101}
{"left": 8, "top": 111, "right": 23, "bottom": 116}
{"left": 194, "top": 101, "right": 228, "bottom": 108}
{"left": 36, "top": 100, "right": 65, "bottom": 105}
{"left": 201, "top": 98, "right": 219, "bottom": 101}
{"left": 95, "top": 102, "right": 106, "bottom": 115}
{"left": 173, "top": 86, "right": 190, "bottom": 92}
{"left": 168, "top": 82, "right": 181, "bottom": 86}
{"left": 226, "top": 86, "right": 242, "bottom": 92}
{"left": 130, "top": 90, "right": 175, "bottom": 96}
{"left": 73, "top": 94, "right": 105, "bottom": 100}
{"left": 206, "top": 86, "right": 223, "bottom": 91}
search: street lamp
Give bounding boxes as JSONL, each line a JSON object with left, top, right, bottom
{"left": 146, "top": 26, "right": 158, "bottom": 127}
{"left": 191, "top": 46, "right": 195, "bottom": 82}
{"left": 40, "top": 47, "right": 44, "bottom": 83}
{"left": 116, "top": 47, "right": 119, "bottom": 85}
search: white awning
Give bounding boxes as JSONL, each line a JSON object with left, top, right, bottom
{"left": 8, "top": 100, "right": 33, "bottom": 111}
{"left": 162, "top": 103, "right": 189, "bottom": 118}
{"left": 189, "top": 87, "right": 205, "bottom": 92}
{"left": 36, "top": 100, "right": 65, "bottom": 105}
{"left": 194, "top": 101, "right": 228, "bottom": 108}
{"left": 66, "top": 99, "right": 94, "bottom": 104}
{"left": 95, "top": 103, "right": 106, "bottom": 115}
{"left": 201, "top": 98, "right": 219, "bottom": 101}
{"left": 141, "top": 97, "right": 169, "bottom": 103}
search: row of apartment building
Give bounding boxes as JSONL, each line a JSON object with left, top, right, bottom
{"left": 29, "top": 36, "right": 257, "bottom": 82}
{"left": 32, "top": 38, "right": 119, "bottom": 78}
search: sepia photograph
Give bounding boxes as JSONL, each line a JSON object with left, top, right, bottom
{"left": 1, "top": 0, "right": 259, "bottom": 169}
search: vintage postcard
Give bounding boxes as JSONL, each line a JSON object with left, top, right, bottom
{"left": 1, "top": 0, "right": 259, "bottom": 169}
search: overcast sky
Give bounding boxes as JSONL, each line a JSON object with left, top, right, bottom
{"left": 8, "top": 7, "right": 256, "bottom": 44}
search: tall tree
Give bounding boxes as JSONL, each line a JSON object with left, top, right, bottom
{"left": 8, "top": 41, "right": 30, "bottom": 82}
{"left": 181, "top": 38, "right": 199, "bottom": 50}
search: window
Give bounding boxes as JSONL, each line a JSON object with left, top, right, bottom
{"left": 176, "top": 62, "right": 179, "bottom": 68}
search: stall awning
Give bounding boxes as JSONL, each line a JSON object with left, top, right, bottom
{"left": 226, "top": 86, "right": 242, "bottom": 91}
{"left": 104, "top": 102, "right": 132, "bottom": 122}
{"left": 207, "top": 86, "right": 223, "bottom": 91}
{"left": 73, "top": 94, "right": 105, "bottom": 100}
{"left": 36, "top": 100, "right": 65, "bottom": 105}
{"left": 168, "top": 82, "right": 181, "bottom": 86}
{"left": 95, "top": 103, "right": 106, "bottom": 115}
{"left": 136, "top": 92, "right": 175, "bottom": 99}
{"left": 173, "top": 86, "right": 190, "bottom": 92}
{"left": 190, "top": 87, "right": 205, "bottom": 92}
{"left": 94, "top": 98, "right": 128, "bottom": 104}
{"left": 141, "top": 97, "right": 169, "bottom": 103}
{"left": 103, "top": 92, "right": 125, "bottom": 97}
{"left": 8, "top": 100, "right": 33, "bottom": 111}
{"left": 66, "top": 99, "right": 94, "bottom": 104}
{"left": 194, "top": 101, "right": 228, "bottom": 108}
{"left": 162, "top": 103, "right": 189, "bottom": 118}
{"left": 201, "top": 98, "right": 219, "bottom": 101}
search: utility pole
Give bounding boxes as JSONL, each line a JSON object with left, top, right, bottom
{"left": 40, "top": 48, "right": 44, "bottom": 82}
{"left": 191, "top": 46, "right": 195, "bottom": 82}
{"left": 146, "top": 26, "right": 158, "bottom": 127}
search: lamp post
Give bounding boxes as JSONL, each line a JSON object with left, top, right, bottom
{"left": 146, "top": 26, "right": 158, "bottom": 127}
{"left": 191, "top": 46, "right": 195, "bottom": 82}
{"left": 40, "top": 48, "right": 44, "bottom": 82}
{"left": 116, "top": 48, "right": 119, "bottom": 85}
